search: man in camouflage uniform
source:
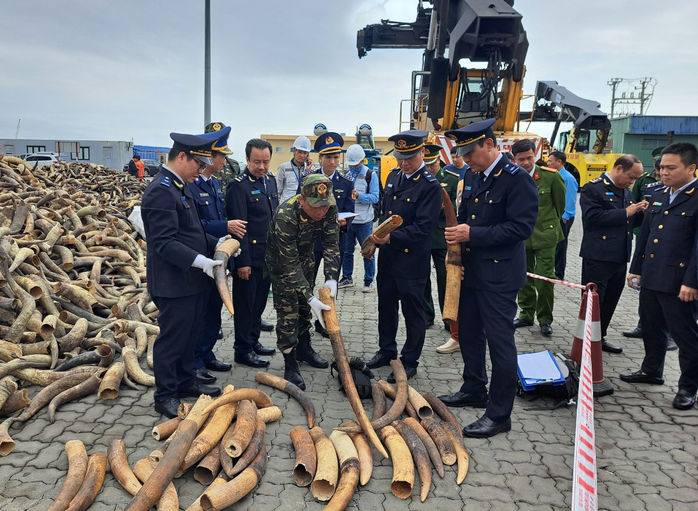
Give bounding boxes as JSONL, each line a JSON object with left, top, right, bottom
{"left": 265, "top": 174, "right": 340, "bottom": 390}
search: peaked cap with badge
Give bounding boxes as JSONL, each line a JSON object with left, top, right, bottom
{"left": 314, "top": 132, "right": 345, "bottom": 155}
{"left": 388, "top": 129, "right": 428, "bottom": 159}
{"left": 445, "top": 118, "right": 497, "bottom": 157}
{"left": 170, "top": 132, "right": 220, "bottom": 165}
{"left": 302, "top": 174, "right": 336, "bottom": 207}
{"left": 198, "top": 125, "right": 232, "bottom": 155}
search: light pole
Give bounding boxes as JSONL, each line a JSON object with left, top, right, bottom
{"left": 204, "top": 0, "right": 211, "bottom": 127}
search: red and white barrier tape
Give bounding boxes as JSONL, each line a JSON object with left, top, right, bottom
{"left": 526, "top": 272, "right": 586, "bottom": 290}
{"left": 525, "top": 271, "right": 598, "bottom": 509}
{"left": 572, "top": 288, "right": 598, "bottom": 511}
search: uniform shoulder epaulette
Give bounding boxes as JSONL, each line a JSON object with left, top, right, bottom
{"left": 339, "top": 174, "right": 354, "bottom": 183}
{"left": 647, "top": 181, "right": 663, "bottom": 189}
{"left": 234, "top": 174, "right": 248, "bottom": 182}
{"left": 160, "top": 176, "right": 171, "bottom": 187}
{"left": 390, "top": 167, "right": 400, "bottom": 173}
{"left": 589, "top": 177, "right": 603, "bottom": 183}
{"left": 444, "top": 168, "right": 460, "bottom": 178}
{"left": 502, "top": 162, "right": 521, "bottom": 175}
{"left": 540, "top": 166, "right": 557, "bottom": 173}
{"left": 640, "top": 172, "right": 649, "bottom": 178}
{"left": 422, "top": 171, "right": 437, "bottom": 183}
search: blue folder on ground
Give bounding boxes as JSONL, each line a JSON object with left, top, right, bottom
{"left": 517, "top": 351, "right": 566, "bottom": 392}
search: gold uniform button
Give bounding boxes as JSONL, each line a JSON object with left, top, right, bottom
{"left": 682, "top": 212, "right": 686, "bottom": 216}
{"left": 465, "top": 248, "right": 470, "bottom": 252}
{"left": 407, "top": 198, "right": 411, "bottom": 202}
{"left": 393, "top": 195, "right": 397, "bottom": 200}
{"left": 650, "top": 254, "right": 655, "bottom": 258}
{"left": 494, "top": 259, "right": 499, "bottom": 263}
{"left": 664, "top": 211, "right": 669, "bottom": 215}
{"left": 602, "top": 236, "right": 607, "bottom": 240}
{"left": 471, "top": 215, "right": 476, "bottom": 219}
{"left": 680, "top": 262, "right": 686, "bottom": 267}
{"left": 404, "top": 248, "right": 409, "bottom": 253}
{"left": 475, "top": 198, "right": 479, "bottom": 203}
{"left": 653, "top": 239, "right": 658, "bottom": 243}
{"left": 659, "top": 225, "right": 663, "bottom": 229}
{"left": 550, "top": 225, "right": 554, "bottom": 228}
{"left": 489, "top": 200, "right": 493, "bottom": 204}
{"left": 252, "top": 240, "right": 257, "bottom": 244}
{"left": 388, "top": 211, "right": 392, "bottom": 215}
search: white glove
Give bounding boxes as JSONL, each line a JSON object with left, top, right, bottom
{"left": 233, "top": 248, "right": 242, "bottom": 258}
{"left": 325, "top": 279, "right": 337, "bottom": 299}
{"left": 215, "top": 235, "right": 231, "bottom": 250}
{"left": 192, "top": 254, "right": 223, "bottom": 279}
{"left": 308, "top": 296, "right": 331, "bottom": 330}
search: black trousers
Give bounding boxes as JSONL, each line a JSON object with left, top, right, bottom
{"left": 151, "top": 291, "right": 207, "bottom": 401}
{"left": 423, "top": 248, "right": 447, "bottom": 324}
{"left": 555, "top": 216, "right": 575, "bottom": 280}
{"left": 581, "top": 259, "right": 626, "bottom": 339}
{"left": 193, "top": 286, "right": 223, "bottom": 370}
{"left": 377, "top": 272, "right": 428, "bottom": 367}
{"left": 640, "top": 288, "right": 698, "bottom": 393}
{"left": 233, "top": 266, "right": 271, "bottom": 354}
{"left": 458, "top": 287, "right": 518, "bottom": 422}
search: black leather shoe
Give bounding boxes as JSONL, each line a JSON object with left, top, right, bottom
{"left": 672, "top": 389, "right": 697, "bottom": 410}
{"left": 667, "top": 337, "right": 678, "bottom": 351}
{"left": 540, "top": 324, "right": 553, "bottom": 336}
{"left": 195, "top": 367, "right": 217, "bottom": 384}
{"left": 217, "top": 328, "right": 224, "bottom": 340}
{"left": 260, "top": 319, "right": 274, "bottom": 332}
{"left": 234, "top": 351, "right": 270, "bottom": 368}
{"left": 620, "top": 370, "right": 664, "bottom": 385}
{"left": 154, "top": 397, "right": 180, "bottom": 419}
{"left": 387, "top": 365, "right": 417, "bottom": 383}
{"left": 365, "top": 352, "right": 392, "bottom": 369}
{"left": 437, "top": 391, "right": 488, "bottom": 408}
{"left": 602, "top": 340, "right": 623, "bottom": 354}
{"left": 297, "top": 345, "right": 329, "bottom": 369}
{"left": 205, "top": 359, "right": 232, "bottom": 372}
{"left": 179, "top": 381, "right": 222, "bottom": 398}
{"left": 283, "top": 349, "right": 306, "bottom": 391}
{"left": 622, "top": 326, "right": 643, "bottom": 338}
{"left": 513, "top": 318, "right": 534, "bottom": 328}
{"left": 315, "top": 320, "right": 329, "bottom": 338}
{"left": 463, "top": 415, "right": 511, "bottom": 438}
{"left": 253, "top": 341, "right": 276, "bottom": 356}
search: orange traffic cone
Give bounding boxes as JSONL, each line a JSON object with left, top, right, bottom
{"left": 570, "top": 287, "right": 614, "bottom": 397}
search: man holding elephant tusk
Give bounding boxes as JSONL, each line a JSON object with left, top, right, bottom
{"left": 141, "top": 131, "right": 236, "bottom": 419}
{"left": 264, "top": 173, "right": 340, "bottom": 391}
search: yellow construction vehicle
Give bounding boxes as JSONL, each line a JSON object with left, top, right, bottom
{"left": 357, "top": 0, "right": 541, "bottom": 186}
{"left": 522, "top": 80, "right": 622, "bottom": 186}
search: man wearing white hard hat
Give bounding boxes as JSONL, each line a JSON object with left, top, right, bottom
{"left": 338, "top": 144, "right": 380, "bottom": 292}
{"left": 276, "top": 136, "right": 314, "bottom": 203}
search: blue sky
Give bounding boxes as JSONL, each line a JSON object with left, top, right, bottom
{"left": 1, "top": 0, "right": 696, "bottom": 157}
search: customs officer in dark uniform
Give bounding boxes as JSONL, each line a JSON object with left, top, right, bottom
{"left": 311, "top": 132, "right": 354, "bottom": 340}
{"left": 622, "top": 143, "right": 698, "bottom": 410}
{"left": 188, "top": 125, "right": 244, "bottom": 384}
{"left": 364, "top": 130, "right": 443, "bottom": 382}
{"left": 226, "top": 138, "right": 278, "bottom": 368}
{"left": 437, "top": 119, "right": 539, "bottom": 438}
{"left": 579, "top": 155, "right": 648, "bottom": 354}
{"left": 141, "top": 132, "right": 228, "bottom": 418}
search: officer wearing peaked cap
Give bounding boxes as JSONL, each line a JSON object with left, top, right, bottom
{"left": 311, "top": 132, "right": 354, "bottom": 341}
{"left": 142, "top": 131, "right": 234, "bottom": 418}
{"left": 437, "top": 119, "right": 539, "bottom": 439}
{"left": 265, "top": 173, "right": 340, "bottom": 391}
{"left": 226, "top": 138, "right": 278, "bottom": 369}
{"left": 364, "top": 130, "right": 443, "bottom": 383}
{"left": 187, "top": 125, "right": 245, "bottom": 384}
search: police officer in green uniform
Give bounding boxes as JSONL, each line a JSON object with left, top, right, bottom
{"left": 511, "top": 139, "right": 566, "bottom": 336}
{"left": 422, "top": 144, "right": 459, "bottom": 329}
{"left": 264, "top": 174, "right": 340, "bottom": 391}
